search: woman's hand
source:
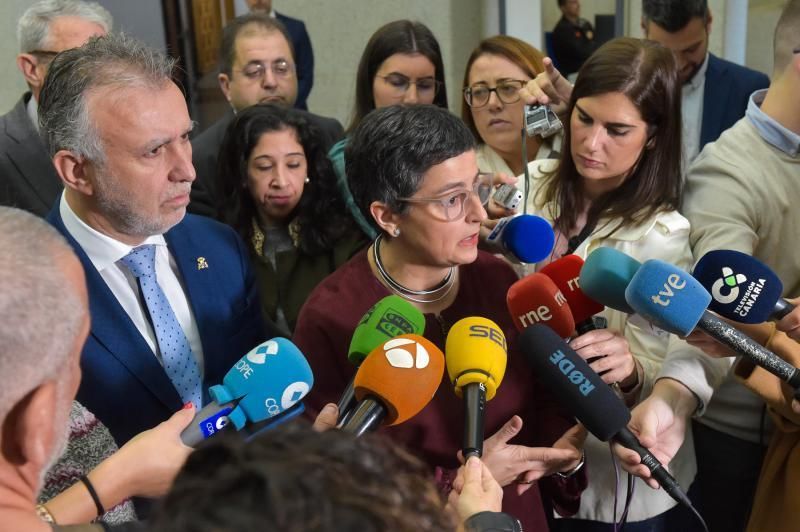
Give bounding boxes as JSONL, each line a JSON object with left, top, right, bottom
{"left": 447, "top": 456, "right": 504, "bottom": 521}
{"left": 103, "top": 405, "right": 195, "bottom": 499}
{"left": 519, "top": 57, "right": 573, "bottom": 116}
{"left": 684, "top": 330, "right": 737, "bottom": 358}
{"left": 570, "top": 329, "right": 637, "bottom": 387}
{"left": 477, "top": 416, "right": 585, "bottom": 495}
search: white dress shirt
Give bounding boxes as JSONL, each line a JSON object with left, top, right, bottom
{"left": 60, "top": 193, "right": 205, "bottom": 376}
{"left": 681, "top": 53, "right": 710, "bottom": 170}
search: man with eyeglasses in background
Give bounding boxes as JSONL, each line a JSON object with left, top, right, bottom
{"left": 189, "top": 14, "right": 343, "bottom": 219}
{"left": 0, "top": 0, "right": 111, "bottom": 218}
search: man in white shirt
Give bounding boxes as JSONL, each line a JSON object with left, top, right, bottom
{"left": 642, "top": 0, "right": 769, "bottom": 168}
{"left": 39, "top": 33, "right": 272, "bottom": 447}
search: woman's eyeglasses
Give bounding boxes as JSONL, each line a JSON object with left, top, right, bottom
{"left": 377, "top": 73, "right": 442, "bottom": 98}
{"left": 463, "top": 79, "right": 527, "bottom": 108}
{"left": 398, "top": 173, "right": 493, "bottom": 221}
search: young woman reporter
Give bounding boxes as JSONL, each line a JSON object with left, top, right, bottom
{"left": 519, "top": 38, "right": 705, "bottom": 531}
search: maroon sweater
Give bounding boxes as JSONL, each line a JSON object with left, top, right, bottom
{"left": 293, "top": 250, "right": 586, "bottom": 529}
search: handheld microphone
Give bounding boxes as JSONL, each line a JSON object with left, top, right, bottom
{"left": 693, "top": 249, "right": 795, "bottom": 322}
{"left": 625, "top": 260, "right": 800, "bottom": 390}
{"left": 519, "top": 324, "right": 692, "bottom": 508}
{"left": 541, "top": 255, "right": 605, "bottom": 334}
{"left": 180, "top": 338, "right": 314, "bottom": 446}
{"left": 507, "top": 272, "right": 576, "bottom": 338}
{"left": 579, "top": 247, "right": 642, "bottom": 314}
{"left": 341, "top": 334, "right": 444, "bottom": 436}
{"left": 337, "top": 296, "right": 425, "bottom": 425}
{"left": 445, "top": 317, "right": 508, "bottom": 458}
{"left": 485, "top": 214, "right": 555, "bottom": 264}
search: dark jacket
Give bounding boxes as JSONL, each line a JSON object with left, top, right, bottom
{"left": 0, "top": 93, "right": 62, "bottom": 216}
{"left": 277, "top": 11, "right": 314, "bottom": 111}
{"left": 699, "top": 53, "right": 770, "bottom": 150}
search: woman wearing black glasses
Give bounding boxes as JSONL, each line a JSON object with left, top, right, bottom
{"left": 462, "top": 36, "right": 558, "bottom": 179}
{"left": 329, "top": 20, "right": 448, "bottom": 240}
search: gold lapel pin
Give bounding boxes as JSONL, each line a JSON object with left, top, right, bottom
{"left": 197, "top": 257, "right": 209, "bottom": 270}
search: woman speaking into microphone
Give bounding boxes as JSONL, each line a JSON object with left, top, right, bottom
{"left": 293, "top": 104, "right": 586, "bottom": 531}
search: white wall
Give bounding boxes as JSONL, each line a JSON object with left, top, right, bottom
{"left": 273, "top": 0, "right": 483, "bottom": 126}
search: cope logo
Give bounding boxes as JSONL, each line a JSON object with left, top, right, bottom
{"left": 376, "top": 308, "right": 415, "bottom": 338}
{"left": 711, "top": 267, "right": 747, "bottom": 305}
{"left": 383, "top": 338, "right": 430, "bottom": 369}
{"left": 246, "top": 340, "right": 279, "bottom": 364}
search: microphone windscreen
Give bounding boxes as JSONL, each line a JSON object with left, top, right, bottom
{"left": 624, "top": 260, "right": 711, "bottom": 336}
{"left": 692, "top": 249, "right": 784, "bottom": 324}
{"left": 540, "top": 255, "right": 605, "bottom": 323}
{"left": 348, "top": 295, "right": 425, "bottom": 365}
{"left": 210, "top": 338, "right": 314, "bottom": 429}
{"left": 444, "top": 317, "right": 507, "bottom": 400}
{"left": 353, "top": 334, "right": 444, "bottom": 426}
{"left": 519, "top": 324, "right": 630, "bottom": 441}
{"left": 580, "top": 247, "right": 642, "bottom": 314}
{"left": 507, "top": 273, "right": 576, "bottom": 338}
{"left": 503, "top": 215, "right": 556, "bottom": 263}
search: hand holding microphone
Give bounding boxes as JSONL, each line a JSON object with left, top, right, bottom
{"left": 180, "top": 338, "right": 314, "bottom": 446}
{"left": 445, "top": 317, "right": 508, "bottom": 459}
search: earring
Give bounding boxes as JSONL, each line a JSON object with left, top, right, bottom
{"left": 304, "top": 176, "right": 310, "bottom": 184}
{"left": 393, "top": 228, "right": 401, "bottom": 237}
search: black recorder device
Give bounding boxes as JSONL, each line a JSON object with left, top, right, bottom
{"left": 524, "top": 104, "right": 562, "bottom": 138}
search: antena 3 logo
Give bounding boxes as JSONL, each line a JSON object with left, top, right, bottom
{"left": 711, "top": 267, "right": 747, "bottom": 305}
{"left": 383, "top": 338, "right": 430, "bottom": 369}
{"left": 376, "top": 308, "right": 414, "bottom": 337}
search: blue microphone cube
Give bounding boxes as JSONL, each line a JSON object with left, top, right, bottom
{"left": 625, "top": 259, "right": 711, "bottom": 336}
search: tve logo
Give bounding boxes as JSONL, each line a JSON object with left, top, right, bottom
{"left": 247, "top": 340, "right": 279, "bottom": 364}
{"left": 650, "top": 273, "right": 686, "bottom": 307}
{"left": 711, "top": 267, "right": 747, "bottom": 305}
{"left": 548, "top": 349, "right": 595, "bottom": 396}
{"left": 383, "top": 338, "right": 430, "bottom": 369}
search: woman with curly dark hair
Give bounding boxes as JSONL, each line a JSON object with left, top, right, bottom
{"left": 216, "top": 103, "right": 366, "bottom": 334}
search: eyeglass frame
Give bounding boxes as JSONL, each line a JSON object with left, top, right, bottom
{"left": 463, "top": 79, "right": 528, "bottom": 108}
{"left": 237, "top": 59, "right": 296, "bottom": 81}
{"left": 376, "top": 73, "right": 443, "bottom": 97}
{"left": 396, "top": 172, "right": 493, "bottom": 222}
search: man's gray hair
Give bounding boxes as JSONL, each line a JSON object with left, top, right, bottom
{"left": 38, "top": 32, "right": 177, "bottom": 163}
{"left": 17, "top": 0, "right": 113, "bottom": 53}
{"left": 0, "top": 207, "right": 87, "bottom": 421}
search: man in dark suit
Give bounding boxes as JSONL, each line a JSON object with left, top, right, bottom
{"left": 0, "top": 0, "right": 111, "bottom": 217}
{"left": 38, "top": 33, "right": 274, "bottom": 447}
{"left": 643, "top": 0, "right": 770, "bottom": 165}
{"left": 245, "top": 0, "right": 314, "bottom": 110}
{"left": 189, "top": 13, "right": 342, "bottom": 219}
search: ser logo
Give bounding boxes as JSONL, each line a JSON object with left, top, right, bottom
{"left": 383, "top": 338, "right": 430, "bottom": 369}
{"left": 711, "top": 267, "right": 747, "bottom": 305}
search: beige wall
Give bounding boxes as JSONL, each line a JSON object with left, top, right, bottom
{"left": 276, "top": 0, "right": 483, "bottom": 126}
{"left": 0, "top": 1, "right": 33, "bottom": 114}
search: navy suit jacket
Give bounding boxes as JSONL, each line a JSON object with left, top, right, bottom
{"left": 0, "top": 93, "right": 62, "bottom": 217}
{"left": 700, "top": 54, "right": 770, "bottom": 149}
{"left": 48, "top": 205, "right": 271, "bottom": 445}
{"left": 277, "top": 12, "right": 313, "bottom": 111}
